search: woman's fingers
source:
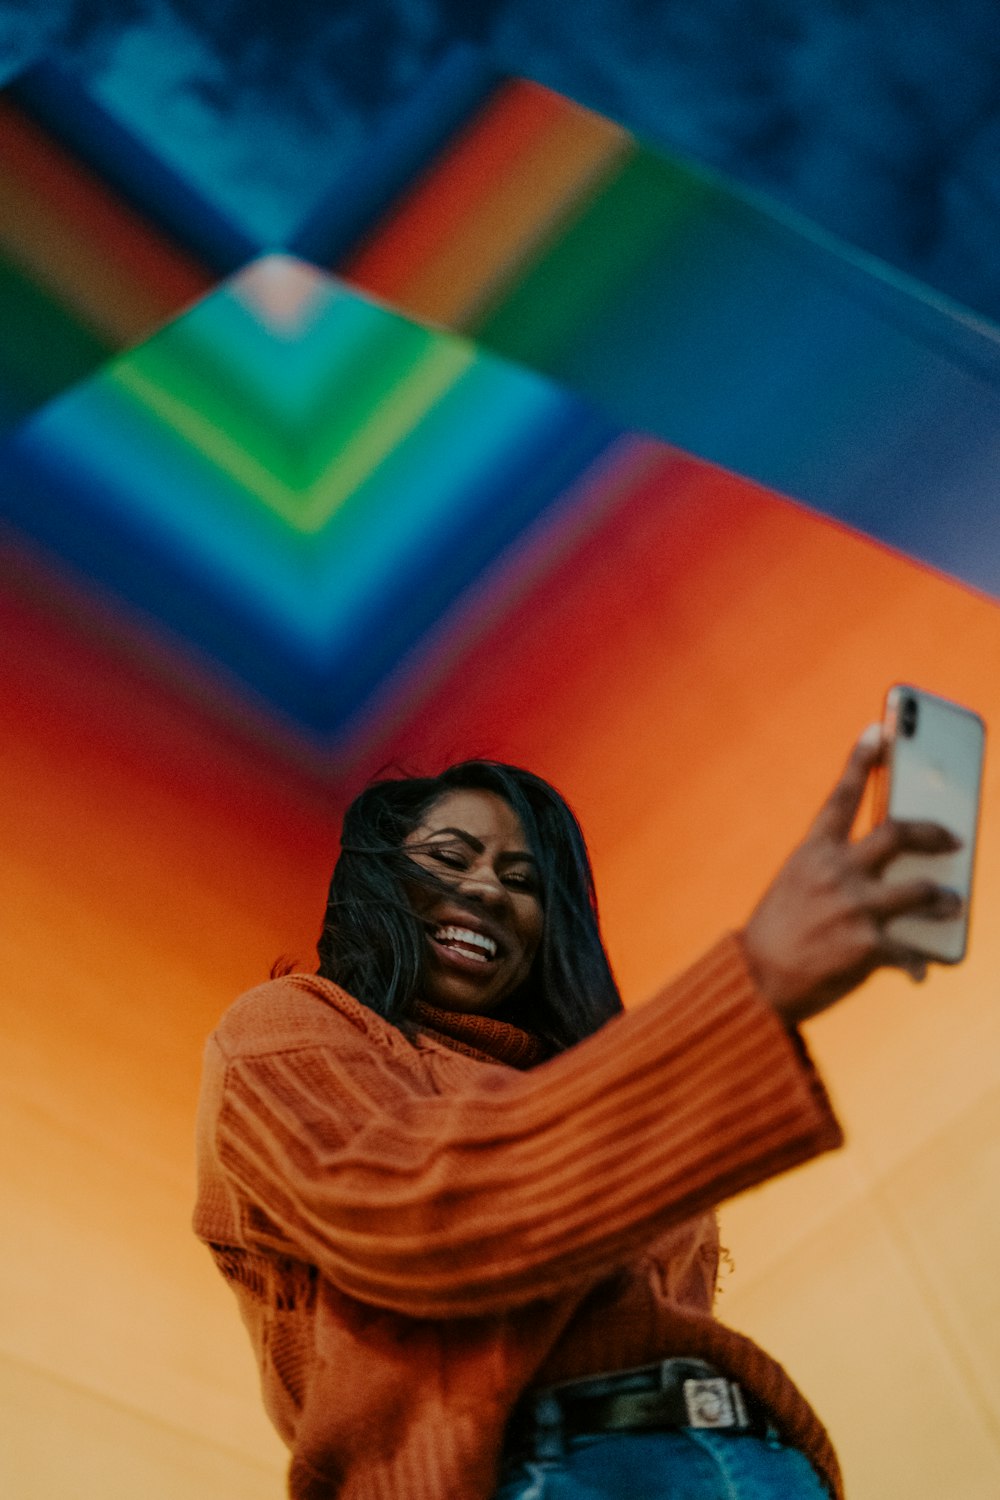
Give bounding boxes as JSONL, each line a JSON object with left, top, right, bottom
{"left": 879, "top": 942, "right": 929, "bottom": 983}
{"left": 743, "top": 726, "right": 962, "bottom": 1024}
{"left": 865, "top": 875, "right": 963, "bottom": 922}
{"left": 807, "top": 724, "right": 883, "bottom": 843}
{"left": 853, "top": 817, "right": 962, "bottom": 873}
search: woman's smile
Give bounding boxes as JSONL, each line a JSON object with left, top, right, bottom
{"left": 429, "top": 922, "right": 501, "bottom": 966}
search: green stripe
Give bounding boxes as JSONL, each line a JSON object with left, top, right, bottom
{"left": 471, "top": 147, "right": 703, "bottom": 367}
{"left": 106, "top": 321, "right": 476, "bottom": 533}
{"left": 0, "top": 256, "right": 112, "bottom": 421}
{"left": 300, "top": 336, "right": 475, "bottom": 533}
{"left": 110, "top": 302, "right": 466, "bottom": 497}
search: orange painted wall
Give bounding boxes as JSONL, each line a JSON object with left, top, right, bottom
{"left": 0, "top": 564, "right": 333, "bottom": 1496}
{"left": 3, "top": 452, "right": 1000, "bottom": 1495}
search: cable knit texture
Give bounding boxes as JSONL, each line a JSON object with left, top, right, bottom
{"left": 194, "top": 933, "right": 844, "bottom": 1499}
{"left": 408, "top": 1000, "right": 552, "bottom": 1069}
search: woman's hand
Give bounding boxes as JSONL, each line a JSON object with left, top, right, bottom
{"left": 741, "top": 726, "right": 962, "bottom": 1028}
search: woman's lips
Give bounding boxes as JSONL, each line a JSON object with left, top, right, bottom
{"left": 428, "top": 923, "right": 503, "bottom": 976}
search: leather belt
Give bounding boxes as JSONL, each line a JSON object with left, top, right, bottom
{"left": 506, "top": 1358, "right": 773, "bottom": 1462}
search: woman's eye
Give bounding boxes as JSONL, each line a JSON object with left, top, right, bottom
{"left": 430, "top": 848, "right": 466, "bottom": 871}
{"left": 504, "top": 870, "right": 537, "bottom": 892}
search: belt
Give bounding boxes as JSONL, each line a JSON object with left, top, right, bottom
{"left": 506, "top": 1359, "right": 773, "bottom": 1462}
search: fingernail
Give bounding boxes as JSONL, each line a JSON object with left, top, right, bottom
{"left": 936, "top": 889, "right": 963, "bottom": 917}
{"left": 858, "top": 723, "right": 883, "bottom": 751}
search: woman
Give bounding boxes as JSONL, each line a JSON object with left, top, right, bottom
{"left": 194, "top": 731, "right": 958, "bottom": 1500}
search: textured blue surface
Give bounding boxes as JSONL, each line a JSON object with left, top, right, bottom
{"left": 1, "top": 0, "right": 997, "bottom": 323}
{"left": 10, "top": 60, "right": 258, "bottom": 269}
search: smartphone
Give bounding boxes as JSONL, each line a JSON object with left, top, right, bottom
{"left": 874, "top": 685, "right": 985, "bottom": 963}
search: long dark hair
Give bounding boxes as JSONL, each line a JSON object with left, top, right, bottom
{"left": 317, "top": 761, "right": 623, "bottom": 1051}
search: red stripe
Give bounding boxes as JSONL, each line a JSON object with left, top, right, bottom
{"left": 0, "top": 99, "right": 214, "bottom": 334}
{"left": 339, "top": 79, "right": 570, "bottom": 300}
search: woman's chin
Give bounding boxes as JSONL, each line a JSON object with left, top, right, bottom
{"left": 422, "top": 938, "right": 511, "bottom": 1012}
{"left": 423, "top": 977, "right": 504, "bottom": 1014}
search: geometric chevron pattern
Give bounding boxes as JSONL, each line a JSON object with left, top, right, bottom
{"left": 0, "top": 65, "right": 227, "bottom": 429}
{"left": 1, "top": 257, "right": 620, "bottom": 735}
{"left": 333, "top": 79, "right": 1000, "bottom": 596}
{"left": 4, "top": 55, "right": 1000, "bottom": 606}
{"left": 3, "top": 53, "right": 1000, "bottom": 750}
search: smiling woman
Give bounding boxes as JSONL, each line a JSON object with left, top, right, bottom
{"left": 193, "top": 743, "right": 960, "bottom": 1500}
{"left": 313, "top": 760, "right": 623, "bottom": 1050}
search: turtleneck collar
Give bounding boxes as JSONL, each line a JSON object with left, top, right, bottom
{"left": 411, "top": 1000, "right": 551, "bottom": 1070}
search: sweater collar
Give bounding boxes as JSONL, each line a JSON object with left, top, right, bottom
{"left": 411, "top": 1000, "right": 550, "bottom": 1070}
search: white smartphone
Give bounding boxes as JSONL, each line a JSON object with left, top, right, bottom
{"left": 874, "top": 685, "right": 985, "bottom": 963}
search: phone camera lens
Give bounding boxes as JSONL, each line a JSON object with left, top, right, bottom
{"left": 900, "top": 696, "right": 919, "bottom": 738}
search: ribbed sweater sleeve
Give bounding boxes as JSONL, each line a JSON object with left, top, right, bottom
{"left": 210, "top": 934, "right": 842, "bottom": 1319}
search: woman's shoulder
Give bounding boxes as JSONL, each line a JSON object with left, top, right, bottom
{"left": 211, "top": 971, "right": 409, "bottom": 1063}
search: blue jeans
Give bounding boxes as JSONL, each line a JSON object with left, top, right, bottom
{"left": 496, "top": 1429, "right": 830, "bottom": 1500}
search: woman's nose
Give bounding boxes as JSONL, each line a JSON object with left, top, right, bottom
{"left": 456, "top": 868, "right": 505, "bottom": 905}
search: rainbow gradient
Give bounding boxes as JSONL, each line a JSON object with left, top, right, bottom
{"left": 2, "top": 257, "right": 621, "bottom": 737}
{"left": 3, "top": 45, "right": 1000, "bottom": 1500}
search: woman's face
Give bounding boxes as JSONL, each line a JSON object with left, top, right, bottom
{"left": 403, "top": 788, "right": 544, "bottom": 1015}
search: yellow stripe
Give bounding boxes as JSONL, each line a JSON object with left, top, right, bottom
{"left": 108, "top": 361, "right": 302, "bottom": 522}
{"left": 108, "top": 337, "right": 476, "bottom": 535}
{"left": 299, "top": 336, "right": 476, "bottom": 532}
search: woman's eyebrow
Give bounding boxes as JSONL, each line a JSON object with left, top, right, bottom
{"left": 426, "top": 827, "right": 537, "bottom": 863}
{"left": 426, "top": 826, "right": 483, "bottom": 851}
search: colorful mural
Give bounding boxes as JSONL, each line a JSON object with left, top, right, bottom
{"left": 3, "top": 37, "right": 1000, "bottom": 1500}
{"left": 4, "top": 57, "right": 1000, "bottom": 616}
{"left": 2, "top": 254, "right": 623, "bottom": 742}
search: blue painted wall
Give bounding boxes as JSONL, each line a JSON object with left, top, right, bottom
{"left": 2, "top": 0, "right": 998, "bottom": 324}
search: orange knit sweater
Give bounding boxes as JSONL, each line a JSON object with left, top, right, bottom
{"left": 194, "top": 934, "right": 844, "bottom": 1500}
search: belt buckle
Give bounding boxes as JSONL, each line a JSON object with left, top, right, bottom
{"left": 682, "top": 1376, "right": 741, "bottom": 1429}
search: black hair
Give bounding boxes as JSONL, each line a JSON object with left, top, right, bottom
{"left": 317, "top": 761, "right": 623, "bottom": 1051}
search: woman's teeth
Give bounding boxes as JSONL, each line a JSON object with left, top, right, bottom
{"left": 432, "top": 925, "right": 498, "bottom": 962}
